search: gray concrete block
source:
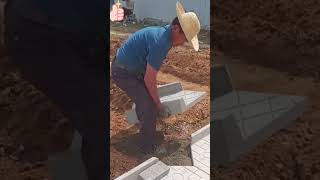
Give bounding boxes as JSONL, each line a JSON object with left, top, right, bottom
{"left": 243, "top": 114, "right": 274, "bottom": 137}
{"left": 115, "top": 157, "right": 159, "bottom": 180}
{"left": 138, "top": 161, "right": 170, "bottom": 180}
{"left": 126, "top": 83, "right": 207, "bottom": 124}
{"left": 47, "top": 131, "right": 88, "bottom": 180}
{"left": 211, "top": 91, "right": 239, "bottom": 112}
{"left": 161, "top": 166, "right": 209, "bottom": 180}
{"left": 240, "top": 100, "right": 270, "bottom": 119}
{"left": 191, "top": 125, "right": 210, "bottom": 175}
{"left": 237, "top": 91, "right": 275, "bottom": 104}
{"left": 161, "top": 98, "right": 185, "bottom": 115}
{"left": 211, "top": 91, "right": 306, "bottom": 164}
{"left": 126, "top": 106, "right": 139, "bottom": 124}
{"left": 157, "top": 82, "right": 183, "bottom": 97}
{"left": 211, "top": 64, "right": 234, "bottom": 100}
{"left": 270, "top": 95, "right": 295, "bottom": 111}
{"left": 191, "top": 124, "right": 210, "bottom": 144}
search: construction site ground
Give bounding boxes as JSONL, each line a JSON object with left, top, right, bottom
{"left": 109, "top": 23, "right": 210, "bottom": 179}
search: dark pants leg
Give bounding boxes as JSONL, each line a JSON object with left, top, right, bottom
{"left": 111, "top": 62, "right": 158, "bottom": 152}
{"left": 5, "top": 8, "right": 108, "bottom": 180}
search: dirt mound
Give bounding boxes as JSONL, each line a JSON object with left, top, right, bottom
{"left": 110, "top": 35, "right": 210, "bottom": 86}
{"left": 212, "top": 0, "right": 320, "bottom": 78}
{"left": 162, "top": 47, "right": 210, "bottom": 86}
{"left": 0, "top": 63, "right": 73, "bottom": 179}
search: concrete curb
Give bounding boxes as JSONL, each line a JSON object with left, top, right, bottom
{"left": 114, "top": 157, "right": 159, "bottom": 180}
{"left": 191, "top": 124, "right": 210, "bottom": 144}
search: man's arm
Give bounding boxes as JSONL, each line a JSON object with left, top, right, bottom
{"left": 144, "top": 63, "right": 161, "bottom": 110}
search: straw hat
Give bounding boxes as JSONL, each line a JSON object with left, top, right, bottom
{"left": 176, "top": 1, "right": 201, "bottom": 51}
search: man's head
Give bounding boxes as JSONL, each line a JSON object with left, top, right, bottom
{"left": 170, "top": 17, "right": 187, "bottom": 47}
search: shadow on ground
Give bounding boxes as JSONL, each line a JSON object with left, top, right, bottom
{"left": 110, "top": 125, "right": 183, "bottom": 159}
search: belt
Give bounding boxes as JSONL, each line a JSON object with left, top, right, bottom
{"left": 112, "top": 57, "right": 145, "bottom": 79}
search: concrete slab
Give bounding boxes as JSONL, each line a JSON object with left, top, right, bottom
{"left": 157, "top": 82, "right": 183, "bottom": 97}
{"left": 161, "top": 166, "right": 210, "bottom": 180}
{"left": 115, "top": 124, "right": 211, "bottom": 180}
{"left": 211, "top": 90, "right": 306, "bottom": 164}
{"left": 211, "top": 64, "right": 234, "bottom": 100}
{"left": 138, "top": 161, "right": 170, "bottom": 180}
{"left": 191, "top": 125, "right": 210, "bottom": 175}
{"left": 47, "top": 131, "right": 88, "bottom": 180}
{"left": 115, "top": 157, "right": 159, "bottom": 180}
{"left": 191, "top": 124, "right": 210, "bottom": 144}
{"left": 126, "top": 82, "right": 207, "bottom": 124}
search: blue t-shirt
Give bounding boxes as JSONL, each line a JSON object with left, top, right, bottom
{"left": 116, "top": 25, "right": 172, "bottom": 73}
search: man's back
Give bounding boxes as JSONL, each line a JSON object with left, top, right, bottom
{"left": 116, "top": 25, "right": 172, "bottom": 73}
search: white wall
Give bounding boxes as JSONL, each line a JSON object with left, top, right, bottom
{"left": 133, "top": 0, "right": 210, "bottom": 30}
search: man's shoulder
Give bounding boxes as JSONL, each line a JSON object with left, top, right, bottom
{"left": 135, "top": 25, "right": 169, "bottom": 41}
{"left": 137, "top": 25, "right": 169, "bottom": 34}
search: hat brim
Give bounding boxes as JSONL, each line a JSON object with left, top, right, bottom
{"left": 176, "top": 2, "right": 199, "bottom": 51}
{"left": 190, "top": 35, "right": 199, "bottom": 51}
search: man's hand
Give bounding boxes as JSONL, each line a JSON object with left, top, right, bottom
{"left": 110, "top": 3, "right": 124, "bottom": 21}
{"left": 144, "top": 63, "right": 161, "bottom": 109}
{"left": 157, "top": 104, "right": 171, "bottom": 119}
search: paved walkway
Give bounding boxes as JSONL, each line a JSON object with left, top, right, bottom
{"left": 115, "top": 124, "right": 211, "bottom": 180}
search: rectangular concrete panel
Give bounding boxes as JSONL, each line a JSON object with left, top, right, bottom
{"left": 47, "top": 131, "right": 87, "bottom": 180}
{"left": 237, "top": 91, "right": 275, "bottom": 104}
{"left": 138, "top": 161, "right": 170, "bottom": 180}
{"left": 191, "top": 124, "right": 210, "bottom": 144}
{"left": 211, "top": 90, "right": 306, "bottom": 164}
{"left": 211, "top": 91, "right": 239, "bottom": 111}
{"left": 157, "top": 82, "right": 183, "bottom": 97}
{"left": 126, "top": 83, "right": 207, "bottom": 124}
{"left": 243, "top": 114, "right": 275, "bottom": 138}
{"left": 191, "top": 125, "right": 210, "bottom": 175}
{"left": 115, "top": 157, "right": 159, "bottom": 180}
{"left": 212, "top": 115, "right": 246, "bottom": 164}
{"left": 161, "top": 166, "right": 210, "bottom": 180}
{"left": 211, "top": 64, "right": 234, "bottom": 100}
{"left": 270, "top": 96, "right": 295, "bottom": 111}
{"left": 241, "top": 100, "right": 270, "bottom": 119}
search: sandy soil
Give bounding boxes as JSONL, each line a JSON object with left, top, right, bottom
{"left": 212, "top": 0, "right": 320, "bottom": 78}
{"left": 109, "top": 34, "right": 210, "bottom": 179}
{"left": 0, "top": 58, "right": 74, "bottom": 180}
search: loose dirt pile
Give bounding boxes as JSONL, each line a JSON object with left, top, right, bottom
{"left": 0, "top": 58, "right": 74, "bottom": 180}
{"left": 212, "top": 0, "right": 320, "bottom": 78}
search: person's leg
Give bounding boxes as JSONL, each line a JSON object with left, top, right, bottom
{"left": 111, "top": 63, "right": 158, "bottom": 152}
{"left": 5, "top": 9, "right": 108, "bottom": 180}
